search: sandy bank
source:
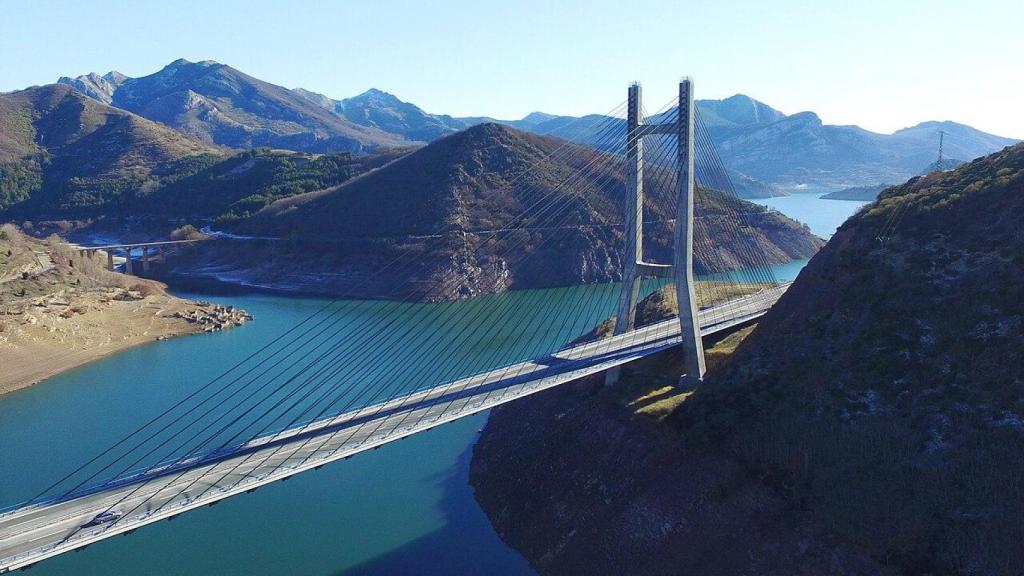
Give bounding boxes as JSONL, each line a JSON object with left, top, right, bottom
{"left": 0, "top": 287, "right": 251, "bottom": 395}
{"left": 0, "top": 225, "right": 251, "bottom": 395}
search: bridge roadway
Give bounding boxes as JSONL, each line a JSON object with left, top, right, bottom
{"left": 0, "top": 284, "right": 788, "bottom": 572}
{"left": 76, "top": 239, "right": 208, "bottom": 250}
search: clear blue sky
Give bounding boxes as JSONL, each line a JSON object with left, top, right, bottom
{"left": 2, "top": 0, "right": 1021, "bottom": 137}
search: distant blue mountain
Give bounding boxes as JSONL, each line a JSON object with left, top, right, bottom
{"left": 463, "top": 102, "right": 1017, "bottom": 192}
{"left": 292, "top": 87, "right": 468, "bottom": 142}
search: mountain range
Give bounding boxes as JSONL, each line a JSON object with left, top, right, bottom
{"left": 62, "top": 59, "right": 407, "bottom": 153}
{"left": 50, "top": 58, "right": 1019, "bottom": 195}
{"left": 0, "top": 83, "right": 220, "bottom": 213}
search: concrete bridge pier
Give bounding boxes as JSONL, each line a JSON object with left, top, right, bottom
{"left": 673, "top": 78, "right": 706, "bottom": 389}
{"left": 78, "top": 239, "right": 206, "bottom": 276}
{"left": 606, "top": 83, "right": 645, "bottom": 386}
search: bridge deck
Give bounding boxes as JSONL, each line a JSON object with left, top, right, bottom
{"left": 76, "top": 239, "right": 208, "bottom": 250}
{"left": 0, "top": 284, "right": 788, "bottom": 572}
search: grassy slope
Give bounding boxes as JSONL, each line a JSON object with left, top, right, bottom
{"left": 140, "top": 147, "right": 410, "bottom": 223}
{"left": 470, "top": 309, "right": 887, "bottom": 575}
{"left": 0, "top": 84, "right": 221, "bottom": 214}
{"left": 678, "top": 142, "right": 1024, "bottom": 573}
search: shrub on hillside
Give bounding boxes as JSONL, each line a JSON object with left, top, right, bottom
{"left": 170, "top": 224, "right": 206, "bottom": 241}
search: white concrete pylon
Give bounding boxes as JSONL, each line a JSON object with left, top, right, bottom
{"left": 606, "top": 79, "right": 706, "bottom": 388}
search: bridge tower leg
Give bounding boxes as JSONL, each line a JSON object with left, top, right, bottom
{"left": 605, "top": 83, "right": 645, "bottom": 386}
{"left": 124, "top": 248, "right": 133, "bottom": 276}
{"left": 107, "top": 251, "right": 114, "bottom": 271}
{"left": 141, "top": 246, "right": 150, "bottom": 273}
{"left": 674, "top": 78, "right": 706, "bottom": 388}
{"left": 605, "top": 79, "right": 706, "bottom": 389}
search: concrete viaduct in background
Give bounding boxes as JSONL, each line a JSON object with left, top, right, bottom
{"left": 76, "top": 239, "right": 208, "bottom": 276}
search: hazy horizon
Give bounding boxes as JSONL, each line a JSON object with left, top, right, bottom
{"left": 2, "top": 0, "right": 1021, "bottom": 138}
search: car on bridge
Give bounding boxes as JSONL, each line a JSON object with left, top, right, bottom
{"left": 82, "top": 510, "right": 123, "bottom": 527}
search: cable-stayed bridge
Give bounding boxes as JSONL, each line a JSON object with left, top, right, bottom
{"left": 0, "top": 79, "right": 795, "bottom": 572}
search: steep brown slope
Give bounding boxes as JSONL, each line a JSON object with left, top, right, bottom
{"left": 470, "top": 143, "right": 1024, "bottom": 575}
{"left": 680, "top": 142, "right": 1024, "bottom": 573}
{"left": 238, "top": 122, "right": 623, "bottom": 239}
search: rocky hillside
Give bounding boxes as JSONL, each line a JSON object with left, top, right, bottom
{"left": 294, "top": 87, "right": 467, "bottom": 142}
{"left": 156, "top": 123, "right": 821, "bottom": 300}
{"left": 56, "top": 71, "right": 129, "bottom": 104}
{"left": 470, "top": 143, "right": 1024, "bottom": 575}
{"left": 0, "top": 84, "right": 220, "bottom": 215}
{"left": 104, "top": 59, "right": 408, "bottom": 152}
{"left": 697, "top": 94, "right": 787, "bottom": 136}
{"left": 713, "top": 115, "right": 1013, "bottom": 190}
{"left": 0, "top": 82, "right": 406, "bottom": 223}
{"left": 337, "top": 89, "right": 466, "bottom": 141}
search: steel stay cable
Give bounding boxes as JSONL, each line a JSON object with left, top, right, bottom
{"left": 241, "top": 122, "right": 640, "bottom": 455}
{"left": 696, "top": 112, "right": 779, "bottom": 285}
{"left": 400, "top": 140, "right": 643, "bottom": 420}
{"left": 242, "top": 112, "right": 640, "bottom": 434}
{"left": 161, "top": 110, "right": 635, "bottom": 457}
{"left": 193, "top": 178, "right": 626, "bottom": 464}
{"left": 46, "top": 112, "right": 630, "bottom": 545}
{"left": 49, "top": 99, "right": 630, "bottom": 494}
{"left": 692, "top": 114, "right": 778, "bottom": 316}
{"left": 227, "top": 103, "right": 643, "bottom": 457}
{"left": 26, "top": 298, "right": 344, "bottom": 504}
{"left": 276, "top": 101, "right": 778, "bottom": 467}
{"left": 114, "top": 136, "right": 639, "bottom": 527}
{"left": 74, "top": 95, "right": 774, "bottom": 541}
{"left": 68, "top": 108, "right": 630, "bottom": 532}
{"left": 413, "top": 94, "right": 683, "bottom": 413}
{"left": 477, "top": 96, "right": 685, "bottom": 398}
{"left": 203, "top": 215, "right": 615, "bottom": 499}
{"left": 379, "top": 100, "right": 672, "bottom": 430}
{"left": 34, "top": 99, "right": 630, "bottom": 505}
{"left": 62, "top": 299, "right": 373, "bottom": 502}
{"left": 108, "top": 89, "right": 778, "bottom": 532}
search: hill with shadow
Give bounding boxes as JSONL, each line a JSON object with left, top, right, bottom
{"left": 155, "top": 123, "right": 822, "bottom": 301}
{"left": 469, "top": 143, "right": 1024, "bottom": 575}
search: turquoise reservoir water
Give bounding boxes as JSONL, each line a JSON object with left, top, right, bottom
{"left": 752, "top": 192, "right": 870, "bottom": 238}
{"left": 0, "top": 194, "right": 868, "bottom": 575}
{"left": 1, "top": 291, "right": 547, "bottom": 575}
